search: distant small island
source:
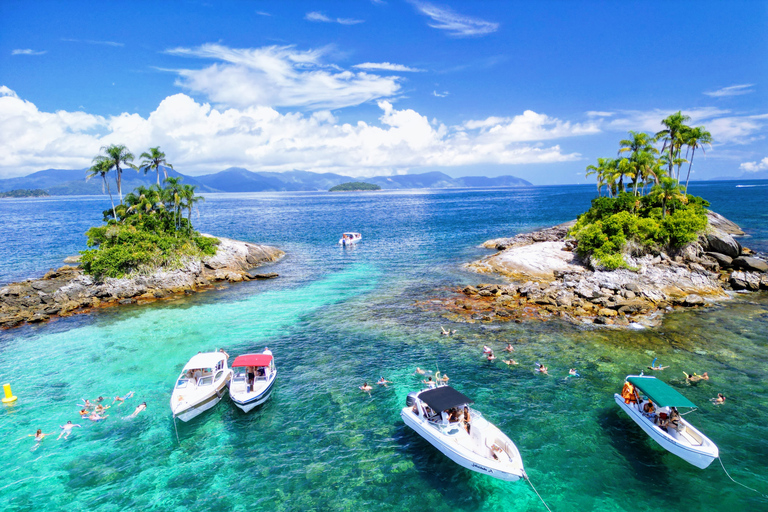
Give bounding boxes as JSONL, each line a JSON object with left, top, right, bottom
{"left": 0, "top": 188, "right": 50, "bottom": 198}
{"left": 329, "top": 182, "right": 382, "bottom": 192}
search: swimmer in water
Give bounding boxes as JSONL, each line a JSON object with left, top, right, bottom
{"left": 535, "top": 363, "right": 548, "bottom": 375}
{"left": 113, "top": 391, "right": 134, "bottom": 406}
{"left": 414, "top": 367, "right": 426, "bottom": 375}
{"left": 88, "top": 412, "right": 108, "bottom": 422}
{"left": 504, "top": 343, "right": 515, "bottom": 353}
{"left": 710, "top": 393, "right": 726, "bottom": 405}
{"left": 684, "top": 371, "right": 709, "bottom": 384}
{"left": 502, "top": 359, "right": 518, "bottom": 366}
{"left": 377, "top": 377, "right": 391, "bottom": 387}
{"left": 568, "top": 368, "right": 580, "bottom": 377}
{"left": 57, "top": 421, "right": 82, "bottom": 440}
{"left": 482, "top": 345, "right": 493, "bottom": 355}
{"left": 487, "top": 352, "right": 496, "bottom": 362}
{"left": 125, "top": 402, "right": 147, "bottom": 419}
{"left": 27, "top": 429, "right": 53, "bottom": 451}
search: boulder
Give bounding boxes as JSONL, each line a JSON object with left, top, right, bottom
{"left": 761, "top": 274, "right": 768, "bottom": 290}
{"left": 683, "top": 294, "right": 705, "bottom": 306}
{"left": 462, "top": 285, "right": 478, "bottom": 296}
{"left": 706, "top": 252, "right": 733, "bottom": 268}
{"left": 706, "top": 233, "right": 741, "bottom": 258}
{"left": 732, "top": 256, "right": 768, "bottom": 273}
{"left": 729, "top": 271, "right": 760, "bottom": 291}
{"left": 598, "top": 308, "right": 618, "bottom": 317}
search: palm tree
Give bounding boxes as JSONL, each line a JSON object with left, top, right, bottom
{"left": 651, "top": 177, "right": 687, "bottom": 218}
{"left": 181, "top": 184, "right": 204, "bottom": 230}
{"left": 162, "top": 177, "right": 184, "bottom": 230}
{"left": 655, "top": 111, "right": 691, "bottom": 183}
{"left": 125, "top": 185, "right": 164, "bottom": 219}
{"left": 683, "top": 127, "right": 713, "bottom": 191}
{"left": 139, "top": 147, "right": 174, "bottom": 186}
{"left": 86, "top": 159, "right": 117, "bottom": 221}
{"left": 586, "top": 159, "right": 607, "bottom": 197}
{"left": 95, "top": 144, "right": 137, "bottom": 204}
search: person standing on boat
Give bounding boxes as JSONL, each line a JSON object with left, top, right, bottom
{"left": 621, "top": 381, "right": 637, "bottom": 404}
{"left": 263, "top": 347, "right": 273, "bottom": 356}
{"left": 463, "top": 406, "right": 471, "bottom": 434}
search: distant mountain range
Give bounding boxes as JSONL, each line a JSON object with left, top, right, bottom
{"left": 0, "top": 167, "right": 532, "bottom": 195}
{"left": 709, "top": 170, "right": 768, "bottom": 181}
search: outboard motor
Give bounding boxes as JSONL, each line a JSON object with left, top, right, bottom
{"left": 406, "top": 392, "right": 419, "bottom": 407}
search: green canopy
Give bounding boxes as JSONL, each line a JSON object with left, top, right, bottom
{"left": 627, "top": 376, "right": 697, "bottom": 408}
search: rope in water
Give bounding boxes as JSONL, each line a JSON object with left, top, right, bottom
{"left": 173, "top": 416, "right": 181, "bottom": 445}
{"left": 525, "top": 473, "right": 554, "bottom": 512}
{"left": 718, "top": 456, "right": 768, "bottom": 499}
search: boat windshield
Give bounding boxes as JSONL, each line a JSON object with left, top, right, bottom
{"left": 176, "top": 378, "right": 190, "bottom": 389}
{"left": 198, "top": 376, "right": 213, "bottom": 386}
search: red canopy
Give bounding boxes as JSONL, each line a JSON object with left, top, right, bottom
{"left": 232, "top": 354, "right": 273, "bottom": 368}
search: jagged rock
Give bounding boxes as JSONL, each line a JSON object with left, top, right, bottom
{"left": 729, "top": 271, "right": 760, "bottom": 291}
{"left": 761, "top": 275, "right": 768, "bottom": 290}
{"left": 624, "top": 283, "right": 641, "bottom": 293}
{"left": 598, "top": 308, "right": 618, "bottom": 317}
{"left": 706, "top": 233, "right": 741, "bottom": 258}
{"left": 683, "top": 294, "right": 705, "bottom": 306}
{"left": 732, "top": 256, "right": 768, "bottom": 273}
{"left": 462, "top": 285, "right": 478, "bottom": 296}
{"left": 478, "top": 289, "right": 494, "bottom": 297}
{"left": 706, "top": 252, "right": 732, "bottom": 268}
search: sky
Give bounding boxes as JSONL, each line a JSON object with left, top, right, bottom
{"left": 0, "top": 0, "right": 766, "bottom": 185}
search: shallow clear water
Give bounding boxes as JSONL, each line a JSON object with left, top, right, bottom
{"left": 1, "top": 183, "right": 766, "bottom": 511}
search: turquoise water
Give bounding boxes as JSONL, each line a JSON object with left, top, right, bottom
{"left": 1, "top": 183, "right": 767, "bottom": 511}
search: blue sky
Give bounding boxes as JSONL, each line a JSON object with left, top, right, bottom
{"left": 1, "top": 0, "right": 766, "bottom": 184}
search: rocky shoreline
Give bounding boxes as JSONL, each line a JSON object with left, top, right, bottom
{"left": 429, "top": 211, "right": 768, "bottom": 328}
{"left": 0, "top": 236, "right": 284, "bottom": 329}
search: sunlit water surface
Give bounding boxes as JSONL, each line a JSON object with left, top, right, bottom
{"left": 1, "top": 182, "right": 766, "bottom": 511}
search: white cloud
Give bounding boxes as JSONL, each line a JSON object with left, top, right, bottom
{"left": 61, "top": 38, "right": 124, "bottom": 47}
{"left": 354, "top": 62, "right": 424, "bottom": 72}
{"left": 165, "top": 43, "right": 400, "bottom": 110}
{"left": 0, "top": 87, "right": 584, "bottom": 178}
{"left": 305, "top": 11, "right": 364, "bottom": 25}
{"left": 432, "top": 90, "right": 448, "bottom": 98}
{"left": 12, "top": 49, "right": 46, "bottom": 56}
{"left": 460, "top": 110, "right": 601, "bottom": 141}
{"left": 586, "top": 111, "right": 613, "bottom": 118}
{"left": 704, "top": 84, "right": 755, "bottom": 98}
{"left": 740, "top": 157, "right": 768, "bottom": 172}
{"left": 413, "top": 2, "right": 498, "bottom": 37}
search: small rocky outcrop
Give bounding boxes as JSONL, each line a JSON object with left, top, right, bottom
{"left": 427, "top": 211, "right": 767, "bottom": 328}
{"left": 0, "top": 236, "right": 284, "bottom": 329}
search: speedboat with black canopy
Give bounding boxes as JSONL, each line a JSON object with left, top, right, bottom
{"left": 171, "top": 351, "right": 233, "bottom": 422}
{"left": 401, "top": 385, "right": 526, "bottom": 481}
{"left": 615, "top": 375, "right": 718, "bottom": 468}
{"left": 228, "top": 349, "right": 277, "bottom": 413}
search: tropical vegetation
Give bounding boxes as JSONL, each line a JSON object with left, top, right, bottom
{"left": 329, "top": 181, "right": 382, "bottom": 192}
{"left": 81, "top": 145, "right": 218, "bottom": 279}
{"left": 572, "top": 113, "right": 712, "bottom": 270}
{"left": 0, "top": 189, "right": 50, "bottom": 198}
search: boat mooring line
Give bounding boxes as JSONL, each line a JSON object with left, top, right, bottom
{"left": 173, "top": 416, "right": 181, "bottom": 445}
{"left": 718, "top": 456, "right": 768, "bottom": 499}
{"left": 524, "top": 474, "right": 554, "bottom": 512}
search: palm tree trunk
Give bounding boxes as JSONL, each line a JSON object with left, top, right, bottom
{"left": 685, "top": 148, "right": 696, "bottom": 192}
{"left": 116, "top": 166, "right": 123, "bottom": 204}
{"left": 103, "top": 176, "right": 117, "bottom": 220}
{"left": 156, "top": 169, "right": 160, "bottom": 186}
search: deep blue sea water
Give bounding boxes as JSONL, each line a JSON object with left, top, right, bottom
{"left": 0, "top": 182, "right": 766, "bottom": 511}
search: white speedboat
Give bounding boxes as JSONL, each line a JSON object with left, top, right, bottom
{"left": 338, "top": 232, "right": 362, "bottom": 246}
{"left": 229, "top": 349, "right": 277, "bottom": 413}
{"left": 171, "top": 351, "right": 233, "bottom": 422}
{"left": 614, "top": 375, "right": 718, "bottom": 469}
{"left": 401, "top": 385, "right": 526, "bottom": 481}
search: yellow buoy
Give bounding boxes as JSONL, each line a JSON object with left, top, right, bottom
{"left": 2, "top": 383, "right": 18, "bottom": 404}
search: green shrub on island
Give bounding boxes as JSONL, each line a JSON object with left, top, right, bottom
{"left": 329, "top": 181, "right": 381, "bottom": 192}
{"left": 81, "top": 177, "right": 218, "bottom": 279}
{"left": 573, "top": 113, "right": 712, "bottom": 270}
{"left": 0, "top": 189, "right": 50, "bottom": 198}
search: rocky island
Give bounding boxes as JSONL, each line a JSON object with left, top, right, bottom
{"left": 0, "top": 237, "right": 283, "bottom": 329}
{"left": 432, "top": 115, "right": 768, "bottom": 328}
{"left": 433, "top": 211, "right": 767, "bottom": 328}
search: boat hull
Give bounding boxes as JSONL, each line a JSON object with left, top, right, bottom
{"left": 172, "top": 372, "right": 231, "bottom": 422}
{"left": 230, "top": 374, "right": 277, "bottom": 413}
{"left": 401, "top": 407, "right": 524, "bottom": 481}
{"left": 614, "top": 394, "right": 718, "bottom": 469}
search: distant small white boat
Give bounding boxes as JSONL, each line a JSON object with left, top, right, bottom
{"left": 401, "top": 385, "right": 526, "bottom": 481}
{"left": 171, "top": 351, "right": 232, "bottom": 422}
{"left": 339, "top": 232, "right": 362, "bottom": 246}
{"left": 615, "top": 375, "right": 718, "bottom": 469}
{"left": 228, "top": 349, "right": 277, "bottom": 413}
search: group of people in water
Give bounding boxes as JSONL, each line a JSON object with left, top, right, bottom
{"left": 483, "top": 342, "right": 579, "bottom": 378}
{"left": 23, "top": 391, "right": 147, "bottom": 451}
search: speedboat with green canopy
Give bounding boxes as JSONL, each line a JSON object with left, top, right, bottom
{"left": 401, "top": 385, "right": 526, "bottom": 481}
{"left": 615, "top": 375, "right": 718, "bottom": 468}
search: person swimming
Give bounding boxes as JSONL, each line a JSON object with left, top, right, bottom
{"left": 113, "top": 391, "right": 134, "bottom": 405}
{"left": 57, "top": 421, "right": 82, "bottom": 440}
{"left": 535, "top": 363, "right": 548, "bottom": 375}
{"left": 482, "top": 345, "right": 493, "bottom": 355}
{"left": 377, "top": 377, "right": 391, "bottom": 387}
{"left": 710, "top": 393, "right": 726, "bottom": 404}
{"left": 502, "top": 359, "right": 518, "bottom": 366}
{"left": 27, "top": 429, "right": 53, "bottom": 451}
{"left": 504, "top": 343, "right": 515, "bottom": 353}
{"left": 568, "top": 368, "right": 580, "bottom": 377}
{"left": 125, "top": 402, "right": 147, "bottom": 419}
{"left": 88, "top": 412, "right": 108, "bottom": 422}
{"left": 647, "top": 357, "right": 668, "bottom": 371}
{"left": 487, "top": 352, "right": 496, "bottom": 361}
{"left": 414, "top": 367, "right": 427, "bottom": 375}
{"left": 684, "top": 371, "right": 709, "bottom": 383}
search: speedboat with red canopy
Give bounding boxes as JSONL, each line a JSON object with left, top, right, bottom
{"left": 615, "top": 375, "right": 718, "bottom": 468}
{"left": 229, "top": 349, "right": 277, "bottom": 412}
{"left": 171, "top": 351, "right": 232, "bottom": 422}
{"left": 401, "top": 385, "right": 526, "bottom": 481}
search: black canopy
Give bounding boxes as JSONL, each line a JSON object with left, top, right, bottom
{"left": 420, "top": 386, "right": 473, "bottom": 411}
